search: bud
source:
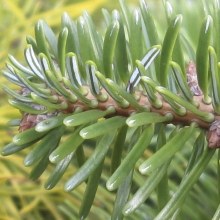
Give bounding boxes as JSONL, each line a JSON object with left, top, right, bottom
{"left": 206, "top": 119, "right": 220, "bottom": 148}
{"left": 186, "top": 61, "right": 203, "bottom": 96}
{"left": 19, "top": 113, "right": 47, "bottom": 132}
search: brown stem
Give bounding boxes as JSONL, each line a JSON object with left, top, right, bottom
{"left": 60, "top": 87, "right": 219, "bottom": 130}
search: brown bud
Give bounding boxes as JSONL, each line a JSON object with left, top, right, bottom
{"left": 19, "top": 114, "right": 48, "bottom": 132}
{"left": 206, "top": 119, "right": 220, "bottom": 148}
{"left": 186, "top": 61, "right": 203, "bottom": 96}
{"left": 19, "top": 112, "right": 58, "bottom": 132}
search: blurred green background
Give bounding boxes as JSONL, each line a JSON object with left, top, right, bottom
{"left": 0, "top": 0, "right": 218, "bottom": 219}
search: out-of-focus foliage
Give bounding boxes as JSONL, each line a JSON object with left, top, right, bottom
{"left": 0, "top": 0, "right": 106, "bottom": 65}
